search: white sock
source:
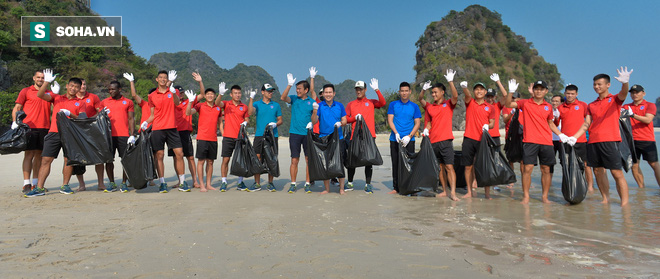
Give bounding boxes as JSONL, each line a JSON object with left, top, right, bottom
{"left": 31, "top": 178, "right": 38, "bottom": 185}
{"left": 291, "top": 181, "right": 296, "bottom": 185}
{"left": 24, "top": 179, "right": 30, "bottom": 186}
{"left": 238, "top": 177, "right": 243, "bottom": 183}
{"left": 179, "top": 174, "right": 185, "bottom": 184}
{"left": 159, "top": 177, "right": 165, "bottom": 184}
{"left": 222, "top": 177, "right": 227, "bottom": 183}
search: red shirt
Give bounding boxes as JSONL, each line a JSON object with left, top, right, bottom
{"left": 174, "top": 91, "right": 195, "bottom": 131}
{"left": 464, "top": 99, "right": 495, "bottom": 141}
{"left": 138, "top": 99, "right": 151, "bottom": 127}
{"left": 516, "top": 98, "right": 553, "bottom": 145}
{"left": 345, "top": 91, "right": 386, "bottom": 138}
{"left": 78, "top": 92, "right": 101, "bottom": 117}
{"left": 148, "top": 89, "right": 178, "bottom": 131}
{"left": 100, "top": 96, "right": 134, "bottom": 137}
{"left": 557, "top": 100, "right": 588, "bottom": 143}
{"left": 488, "top": 102, "right": 503, "bottom": 138}
{"left": 587, "top": 94, "right": 624, "bottom": 143}
{"left": 222, "top": 100, "right": 248, "bottom": 139}
{"left": 424, "top": 100, "right": 455, "bottom": 143}
{"left": 624, "top": 100, "right": 657, "bottom": 142}
{"left": 49, "top": 94, "right": 86, "bottom": 133}
{"left": 194, "top": 102, "right": 222, "bottom": 142}
{"left": 15, "top": 86, "right": 52, "bottom": 129}
{"left": 502, "top": 107, "right": 514, "bottom": 136}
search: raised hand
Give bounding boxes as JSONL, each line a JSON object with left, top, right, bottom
{"left": 168, "top": 70, "right": 177, "bottom": 82}
{"left": 43, "top": 69, "right": 56, "bottom": 83}
{"left": 614, "top": 66, "right": 633, "bottom": 84}
{"left": 218, "top": 82, "right": 227, "bottom": 96}
{"left": 192, "top": 72, "right": 202, "bottom": 82}
{"left": 508, "top": 79, "right": 519, "bottom": 93}
{"left": 287, "top": 73, "right": 296, "bottom": 86}
{"left": 249, "top": 90, "right": 256, "bottom": 99}
{"left": 309, "top": 67, "right": 318, "bottom": 78}
{"left": 460, "top": 81, "right": 468, "bottom": 89}
{"left": 421, "top": 81, "right": 432, "bottom": 91}
{"left": 169, "top": 84, "right": 176, "bottom": 94}
{"left": 50, "top": 81, "right": 60, "bottom": 94}
{"left": 123, "top": 72, "right": 134, "bottom": 82}
{"left": 369, "top": 78, "right": 379, "bottom": 91}
{"left": 490, "top": 73, "right": 500, "bottom": 82}
{"left": 444, "top": 69, "right": 456, "bottom": 82}
{"left": 185, "top": 90, "right": 196, "bottom": 101}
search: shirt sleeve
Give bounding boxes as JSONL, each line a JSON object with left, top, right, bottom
{"left": 127, "top": 100, "right": 134, "bottom": 112}
{"left": 340, "top": 103, "right": 346, "bottom": 117}
{"left": 373, "top": 89, "right": 387, "bottom": 108}
{"left": 276, "top": 103, "right": 282, "bottom": 117}
{"left": 387, "top": 102, "right": 395, "bottom": 115}
{"left": 345, "top": 102, "right": 355, "bottom": 123}
{"left": 93, "top": 95, "right": 101, "bottom": 110}
{"left": 489, "top": 105, "right": 497, "bottom": 119}
{"left": 148, "top": 94, "right": 154, "bottom": 108}
{"left": 15, "top": 89, "right": 27, "bottom": 105}
{"left": 647, "top": 103, "right": 657, "bottom": 116}
{"left": 193, "top": 102, "right": 202, "bottom": 112}
{"left": 424, "top": 103, "right": 431, "bottom": 127}
{"left": 288, "top": 95, "right": 296, "bottom": 104}
{"left": 413, "top": 104, "right": 421, "bottom": 119}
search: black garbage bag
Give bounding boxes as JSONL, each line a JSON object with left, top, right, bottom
{"left": 121, "top": 128, "right": 157, "bottom": 189}
{"left": 505, "top": 109, "right": 524, "bottom": 163}
{"left": 474, "top": 132, "right": 517, "bottom": 187}
{"left": 230, "top": 126, "right": 266, "bottom": 177}
{"left": 0, "top": 110, "right": 30, "bottom": 155}
{"left": 307, "top": 127, "right": 344, "bottom": 181}
{"left": 261, "top": 125, "right": 280, "bottom": 177}
{"left": 559, "top": 143, "right": 587, "bottom": 204}
{"left": 454, "top": 151, "right": 467, "bottom": 188}
{"left": 345, "top": 118, "right": 383, "bottom": 168}
{"left": 57, "top": 111, "right": 113, "bottom": 166}
{"left": 397, "top": 136, "right": 440, "bottom": 195}
{"left": 619, "top": 111, "right": 636, "bottom": 172}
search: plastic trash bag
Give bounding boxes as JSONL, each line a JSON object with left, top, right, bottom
{"left": 121, "top": 128, "right": 157, "bottom": 189}
{"left": 261, "top": 125, "right": 280, "bottom": 177}
{"left": 307, "top": 127, "right": 344, "bottom": 181}
{"left": 619, "top": 111, "right": 636, "bottom": 172}
{"left": 453, "top": 151, "right": 467, "bottom": 188}
{"left": 474, "top": 132, "right": 516, "bottom": 187}
{"left": 345, "top": 118, "right": 383, "bottom": 168}
{"left": 397, "top": 136, "right": 440, "bottom": 195}
{"left": 0, "top": 110, "right": 30, "bottom": 155}
{"left": 505, "top": 109, "right": 523, "bottom": 163}
{"left": 57, "top": 111, "right": 113, "bottom": 166}
{"left": 559, "top": 143, "right": 587, "bottom": 204}
{"left": 230, "top": 126, "right": 265, "bottom": 177}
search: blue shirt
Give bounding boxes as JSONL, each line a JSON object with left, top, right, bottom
{"left": 253, "top": 99, "right": 282, "bottom": 137}
{"left": 317, "top": 100, "right": 346, "bottom": 139}
{"left": 387, "top": 99, "right": 422, "bottom": 142}
{"left": 288, "top": 95, "right": 315, "bottom": 136}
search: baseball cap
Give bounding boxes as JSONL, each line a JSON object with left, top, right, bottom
{"left": 533, "top": 80, "right": 548, "bottom": 89}
{"left": 629, "top": 84, "right": 644, "bottom": 92}
{"left": 261, "top": 83, "right": 276, "bottom": 92}
{"left": 486, "top": 88, "right": 496, "bottom": 96}
{"left": 355, "top": 81, "right": 366, "bottom": 89}
{"left": 473, "top": 82, "right": 486, "bottom": 89}
{"left": 173, "top": 85, "right": 184, "bottom": 92}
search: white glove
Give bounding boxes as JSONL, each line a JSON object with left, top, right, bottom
{"left": 460, "top": 81, "right": 468, "bottom": 89}
{"left": 103, "top": 107, "right": 110, "bottom": 114}
{"left": 627, "top": 107, "right": 634, "bottom": 116}
{"left": 559, "top": 133, "right": 569, "bottom": 143}
{"left": 614, "top": 66, "right": 633, "bottom": 84}
{"left": 50, "top": 81, "right": 60, "bottom": 94}
{"left": 444, "top": 69, "right": 456, "bottom": 82}
{"left": 287, "top": 73, "right": 296, "bottom": 86}
{"left": 567, "top": 137, "right": 577, "bottom": 146}
{"left": 218, "top": 82, "right": 227, "bottom": 96}
{"left": 355, "top": 114, "right": 363, "bottom": 120}
{"left": 421, "top": 81, "right": 432, "bottom": 91}
{"left": 168, "top": 70, "right": 177, "bottom": 82}
{"left": 309, "top": 67, "right": 317, "bottom": 78}
{"left": 508, "top": 79, "right": 519, "bottom": 93}
{"left": 60, "top": 109, "right": 70, "bottom": 116}
{"left": 249, "top": 90, "right": 256, "bottom": 99}
{"left": 123, "top": 72, "right": 134, "bottom": 82}
{"left": 553, "top": 109, "right": 560, "bottom": 118}
{"left": 490, "top": 73, "right": 500, "bottom": 82}
{"left": 268, "top": 122, "right": 277, "bottom": 128}
{"left": 422, "top": 128, "right": 429, "bottom": 137}
{"left": 140, "top": 121, "right": 148, "bottom": 130}
{"left": 401, "top": 136, "right": 411, "bottom": 147}
{"left": 482, "top": 124, "right": 490, "bottom": 131}
{"left": 127, "top": 136, "right": 136, "bottom": 145}
{"left": 240, "top": 121, "right": 248, "bottom": 127}
{"left": 43, "top": 69, "right": 56, "bottom": 83}
{"left": 184, "top": 90, "right": 196, "bottom": 101}
{"left": 306, "top": 122, "right": 313, "bottom": 130}
{"left": 511, "top": 108, "right": 516, "bottom": 113}
{"left": 369, "top": 78, "right": 379, "bottom": 91}
{"left": 169, "top": 84, "right": 176, "bottom": 94}
{"left": 312, "top": 102, "right": 319, "bottom": 110}
{"left": 334, "top": 122, "right": 342, "bottom": 128}
{"left": 11, "top": 121, "right": 18, "bottom": 130}
{"left": 395, "top": 133, "right": 401, "bottom": 142}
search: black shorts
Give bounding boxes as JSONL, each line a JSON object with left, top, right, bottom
{"left": 151, "top": 128, "right": 182, "bottom": 152}
{"left": 586, "top": 142, "right": 622, "bottom": 169}
{"left": 432, "top": 140, "right": 454, "bottom": 165}
{"left": 221, "top": 137, "right": 237, "bottom": 158}
{"left": 26, "top": 128, "right": 48, "bottom": 151}
{"left": 573, "top": 142, "right": 588, "bottom": 162}
{"left": 196, "top": 140, "right": 218, "bottom": 160}
{"left": 523, "top": 143, "right": 556, "bottom": 166}
{"left": 461, "top": 137, "right": 480, "bottom": 166}
{"left": 553, "top": 140, "right": 561, "bottom": 156}
{"left": 634, "top": 140, "right": 658, "bottom": 163}
{"left": 42, "top": 132, "right": 62, "bottom": 158}
{"left": 253, "top": 136, "right": 279, "bottom": 155}
{"left": 289, "top": 133, "right": 308, "bottom": 158}
{"left": 111, "top": 136, "right": 128, "bottom": 158}
{"left": 168, "top": 130, "right": 193, "bottom": 157}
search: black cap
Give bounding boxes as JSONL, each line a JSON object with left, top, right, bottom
{"left": 629, "top": 84, "right": 644, "bottom": 92}
{"left": 486, "top": 88, "right": 496, "bottom": 96}
{"left": 261, "top": 83, "right": 276, "bottom": 92}
{"left": 174, "top": 85, "right": 184, "bottom": 92}
{"left": 533, "top": 80, "right": 548, "bottom": 89}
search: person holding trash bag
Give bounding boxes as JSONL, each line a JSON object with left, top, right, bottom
{"left": 387, "top": 82, "right": 422, "bottom": 194}
{"left": 559, "top": 142, "right": 588, "bottom": 204}
{"left": 504, "top": 78, "right": 566, "bottom": 204}
{"left": 567, "top": 67, "right": 633, "bottom": 206}
{"left": 419, "top": 69, "right": 460, "bottom": 201}
{"left": 72, "top": 79, "right": 104, "bottom": 191}
{"left": 624, "top": 84, "right": 660, "bottom": 189}
{"left": 247, "top": 84, "right": 283, "bottom": 192}
{"left": 99, "top": 80, "right": 135, "bottom": 193}
{"left": 311, "top": 84, "right": 348, "bottom": 194}
{"left": 25, "top": 70, "right": 86, "bottom": 197}
{"left": 12, "top": 70, "right": 52, "bottom": 194}
{"left": 502, "top": 93, "right": 523, "bottom": 189}
{"left": 345, "top": 78, "right": 386, "bottom": 194}
{"left": 127, "top": 74, "right": 156, "bottom": 187}
{"left": 215, "top": 83, "right": 250, "bottom": 192}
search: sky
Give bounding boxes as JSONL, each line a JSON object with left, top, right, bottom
{"left": 92, "top": 0, "right": 660, "bottom": 101}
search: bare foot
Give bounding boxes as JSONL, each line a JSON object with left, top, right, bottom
{"left": 387, "top": 190, "right": 398, "bottom": 194}
{"left": 506, "top": 183, "right": 514, "bottom": 189}
{"left": 520, "top": 197, "right": 530, "bottom": 204}
{"left": 436, "top": 192, "right": 447, "bottom": 197}
{"left": 320, "top": 190, "right": 329, "bottom": 195}
{"left": 462, "top": 193, "right": 473, "bottom": 199}
{"left": 194, "top": 183, "right": 201, "bottom": 188}
{"left": 621, "top": 200, "right": 629, "bottom": 206}
{"left": 541, "top": 199, "right": 553, "bottom": 204}
{"left": 77, "top": 186, "right": 86, "bottom": 192}
{"left": 601, "top": 199, "right": 609, "bottom": 204}
{"left": 206, "top": 185, "right": 217, "bottom": 191}
{"left": 587, "top": 187, "right": 594, "bottom": 193}
{"left": 449, "top": 195, "right": 460, "bottom": 201}
{"left": 97, "top": 184, "right": 105, "bottom": 191}
{"left": 485, "top": 194, "right": 493, "bottom": 200}
{"left": 200, "top": 188, "right": 207, "bottom": 192}
{"left": 339, "top": 190, "right": 346, "bottom": 195}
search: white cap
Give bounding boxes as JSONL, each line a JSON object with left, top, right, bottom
{"left": 355, "top": 81, "right": 366, "bottom": 89}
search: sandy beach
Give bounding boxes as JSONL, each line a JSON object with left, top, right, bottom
{"left": 0, "top": 132, "right": 658, "bottom": 278}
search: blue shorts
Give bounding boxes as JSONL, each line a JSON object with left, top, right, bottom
{"left": 289, "top": 133, "right": 308, "bottom": 158}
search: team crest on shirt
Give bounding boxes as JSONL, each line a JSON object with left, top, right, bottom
{"left": 167, "top": 94, "right": 172, "bottom": 98}
{"left": 307, "top": 101, "right": 311, "bottom": 105}
{"left": 239, "top": 107, "right": 244, "bottom": 111}
{"left": 365, "top": 103, "right": 369, "bottom": 107}
{"left": 122, "top": 101, "right": 127, "bottom": 105}
{"left": 641, "top": 106, "right": 645, "bottom": 110}
{"left": 442, "top": 103, "right": 447, "bottom": 107}
{"left": 484, "top": 106, "right": 489, "bottom": 111}
{"left": 86, "top": 99, "right": 91, "bottom": 103}
{"left": 608, "top": 98, "right": 612, "bottom": 103}
{"left": 270, "top": 105, "right": 274, "bottom": 109}
{"left": 544, "top": 106, "right": 549, "bottom": 111}
{"left": 216, "top": 107, "right": 220, "bottom": 111}
{"left": 75, "top": 102, "right": 80, "bottom": 106}
{"left": 575, "top": 106, "right": 579, "bottom": 110}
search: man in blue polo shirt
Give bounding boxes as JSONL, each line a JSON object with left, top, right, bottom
{"left": 387, "top": 81, "right": 422, "bottom": 194}
{"left": 311, "top": 83, "right": 347, "bottom": 195}
{"left": 247, "top": 83, "right": 283, "bottom": 192}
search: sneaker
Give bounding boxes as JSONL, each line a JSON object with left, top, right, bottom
{"left": 236, "top": 182, "right": 247, "bottom": 191}
{"left": 345, "top": 182, "right": 354, "bottom": 191}
{"left": 364, "top": 184, "right": 373, "bottom": 194}
{"left": 158, "top": 183, "right": 168, "bottom": 193}
{"left": 119, "top": 183, "right": 129, "bottom": 193}
{"left": 304, "top": 183, "right": 311, "bottom": 193}
{"left": 104, "top": 182, "right": 117, "bottom": 193}
{"left": 24, "top": 187, "right": 45, "bottom": 198}
{"left": 22, "top": 184, "right": 32, "bottom": 194}
{"left": 60, "top": 185, "right": 74, "bottom": 195}
{"left": 178, "top": 181, "right": 191, "bottom": 192}
{"left": 267, "top": 182, "right": 276, "bottom": 192}
{"left": 220, "top": 182, "right": 227, "bottom": 192}
{"left": 287, "top": 183, "right": 296, "bottom": 194}
{"left": 247, "top": 183, "right": 261, "bottom": 192}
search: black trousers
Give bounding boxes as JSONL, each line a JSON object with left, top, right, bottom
{"left": 390, "top": 141, "right": 415, "bottom": 192}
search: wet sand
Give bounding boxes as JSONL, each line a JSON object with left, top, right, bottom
{"left": 0, "top": 132, "right": 658, "bottom": 278}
